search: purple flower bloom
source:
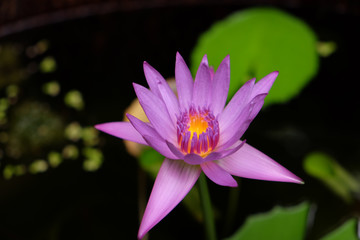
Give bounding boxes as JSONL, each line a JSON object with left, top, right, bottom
{"left": 95, "top": 53, "right": 303, "bottom": 239}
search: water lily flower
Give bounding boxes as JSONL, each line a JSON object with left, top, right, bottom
{"left": 95, "top": 52, "right": 303, "bottom": 239}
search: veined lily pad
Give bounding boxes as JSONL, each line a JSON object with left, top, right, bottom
{"left": 224, "top": 202, "right": 309, "bottom": 240}
{"left": 191, "top": 8, "right": 318, "bottom": 106}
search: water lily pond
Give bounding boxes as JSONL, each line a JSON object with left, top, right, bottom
{"left": 0, "top": 3, "right": 359, "bottom": 240}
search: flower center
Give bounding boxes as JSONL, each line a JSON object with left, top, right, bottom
{"left": 176, "top": 106, "right": 219, "bottom": 157}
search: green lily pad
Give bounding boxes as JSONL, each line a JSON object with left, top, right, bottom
{"left": 321, "top": 219, "right": 358, "bottom": 240}
{"left": 191, "top": 8, "right": 318, "bottom": 106}
{"left": 224, "top": 202, "right": 309, "bottom": 240}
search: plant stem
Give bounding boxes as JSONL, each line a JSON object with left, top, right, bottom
{"left": 223, "top": 179, "right": 240, "bottom": 236}
{"left": 198, "top": 173, "right": 217, "bottom": 240}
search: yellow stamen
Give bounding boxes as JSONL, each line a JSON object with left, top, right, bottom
{"left": 188, "top": 114, "right": 208, "bottom": 138}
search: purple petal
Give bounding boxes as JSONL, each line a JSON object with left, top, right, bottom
{"left": 143, "top": 61, "right": 162, "bottom": 98}
{"left": 166, "top": 141, "right": 185, "bottom": 159}
{"left": 142, "top": 135, "right": 179, "bottom": 159}
{"left": 143, "top": 62, "right": 179, "bottom": 123}
{"left": 157, "top": 81, "right": 180, "bottom": 123}
{"left": 211, "top": 55, "right": 230, "bottom": 116}
{"left": 204, "top": 140, "right": 246, "bottom": 162}
{"left": 175, "top": 52, "right": 194, "bottom": 110}
{"left": 127, "top": 114, "right": 178, "bottom": 159}
{"left": 250, "top": 71, "right": 278, "bottom": 99}
{"left": 219, "top": 93, "right": 266, "bottom": 150}
{"left": 184, "top": 153, "right": 205, "bottom": 165}
{"left": 209, "top": 67, "right": 215, "bottom": 80}
{"left": 201, "top": 161, "right": 238, "bottom": 187}
{"left": 95, "top": 122, "right": 147, "bottom": 145}
{"left": 201, "top": 54, "right": 209, "bottom": 66}
{"left": 217, "top": 143, "right": 303, "bottom": 184}
{"left": 218, "top": 78, "right": 255, "bottom": 131}
{"left": 193, "top": 63, "right": 212, "bottom": 107}
{"left": 138, "top": 158, "right": 201, "bottom": 239}
{"left": 133, "top": 83, "right": 176, "bottom": 142}
{"left": 247, "top": 93, "right": 267, "bottom": 122}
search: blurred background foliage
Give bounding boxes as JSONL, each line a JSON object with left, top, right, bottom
{"left": 0, "top": 1, "right": 360, "bottom": 239}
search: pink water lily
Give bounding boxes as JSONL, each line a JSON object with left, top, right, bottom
{"left": 95, "top": 52, "right": 303, "bottom": 239}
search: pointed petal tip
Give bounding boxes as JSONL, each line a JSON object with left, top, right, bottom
{"left": 176, "top": 51, "right": 184, "bottom": 60}
{"left": 289, "top": 175, "right": 304, "bottom": 184}
{"left": 218, "top": 143, "right": 305, "bottom": 185}
{"left": 138, "top": 228, "right": 150, "bottom": 240}
{"left": 137, "top": 232, "right": 145, "bottom": 240}
{"left": 125, "top": 113, "right": 135, "bottom": 122}
{"left": 265, "top": 71, "right": 279, "bottom": 82}
{"left": 275, "top": 169, "right": 304, "bottom": 184}
{"left": 252, "top": 92, "right": 268, "bottom": 101}
{"left": 93, "top": 121, "right": 148, "bottom": 144}
{"left": 268, "top": 169, "right": 304, "bottom": 185}
{"left": 132, "top": 82, "right": 140, "bottom": 94}
{"left": 94, "top": 122, "right": 111, "bottom": 132}
{"left": 133, "top": 82, "right": 145, "bottom": 95}
{"left": 138, "top": 159, "right": 201, "bottom": 240}
{"left": 202, "top": 58, "right": 209, "bottom": 67}
{"left": 201, "top": 54, "right": 208, "bottom": 64}
{"left": 228, "top": 181, "right": 238, "bottom": 187}
{"left": 227, "top": 180, "right": 238, "bottom": 187}
{"left": 270, "top": 71, "right": 279, "bottom": 78}
{"left": 143, "top": 61, "right": 156, "bottom": 70}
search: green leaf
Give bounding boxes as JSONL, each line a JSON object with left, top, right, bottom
{"left": 138, "top": 148, "right": 163, "bottom": 179}
{"left": 321, "top": 219, "right": 358, "bottom": 240}
{"left": 191, "top": 8, "right": 318, "bottom": 106}
{"left": 303, "top": 152, "right": 360, "bottom": 203}
{"left": 303, "top": 152, "right": 336, "bottom": 179}
{"left": 225, "top": 202, "right": 309, "bottom": 240}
